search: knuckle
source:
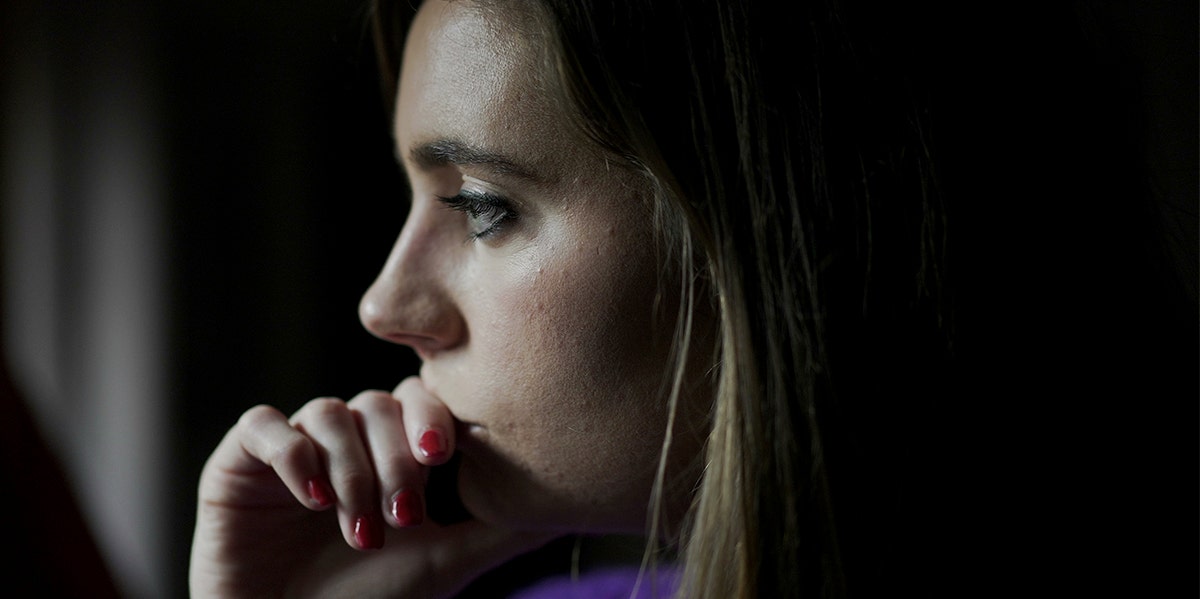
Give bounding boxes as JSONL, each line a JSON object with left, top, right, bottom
{"left": 346, "top": 390, "right": 396, "bottom": 412}
{"left": 395, "top": 376, "right": 421, "bottom": 395}
{"left": 377, "top": 454, "right": 414, "bottom": 481}
{"left": 238, "top": 404, "right": 284, "bottom": 430}
{"left": 334, "top": 468, "right": 376, "bottom": 494}
{"left": 300, "top": 397, "right": 348, "bottom": 421}
{"left": 239, "top": 404, "right": 282, "bottom": 427}
{"left": 268, "top": 434, "right": 312, "bottom": 470}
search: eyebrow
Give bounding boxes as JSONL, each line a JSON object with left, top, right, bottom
{"left": 406, "top": 139, "right": 542, "bottom": 182}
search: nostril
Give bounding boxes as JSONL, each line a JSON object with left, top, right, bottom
{"left": 358, "top": 248, "right": 467, "bottom": 353}
{"left": 381, "top": 333, "right": 447, "bottom": 362}
{"left": 383, "top": 332, "right": 436, "bottom": 348}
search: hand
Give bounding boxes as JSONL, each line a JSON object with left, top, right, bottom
{"left": 189, "top": 376, "right": 553, "bottom": 598}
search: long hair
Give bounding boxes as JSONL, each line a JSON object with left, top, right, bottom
{"left": 373, "top": 1, "right": 947, "bottom": 597}
{"left": 518, "top": 3, "right": 948, "bottom": 597}
{"left": 373, "top": 1, "right": 1194, "bottom": 597}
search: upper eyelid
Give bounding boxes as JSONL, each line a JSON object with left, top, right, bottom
{"left": 396, "top": 153, "right": 523, "bottom": 210}
{"left": 438, "top": 188, "right": 510, "bottom": 212}
{"left": 406, "top": 139, "right": 543, "bottom": 184}
{"left": 459, "top": 175, "right": 519, "bottom": 204}
{"left": 395, "top": 142, "right": 551, "bottom": 202}
{"left": 436, "top": 193, "right": 516, "bottom": 243}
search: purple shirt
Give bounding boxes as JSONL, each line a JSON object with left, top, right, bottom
{"left": 510, "top": 566, "right": 680, "bottom": 599}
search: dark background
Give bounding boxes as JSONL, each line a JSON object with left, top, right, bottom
{"left": 2, "top": 1, "right": 417, "bottom": 596}
{"left": 0, "top": 1, "right": 1195, "bottom": 598}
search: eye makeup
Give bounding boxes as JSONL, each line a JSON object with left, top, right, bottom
{"left": 437, "top": 186, "right": 517, "bottom": 241}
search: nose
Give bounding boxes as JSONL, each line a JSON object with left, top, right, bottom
{"left": 359, "top": 201, "right": 466, "bottom": 357}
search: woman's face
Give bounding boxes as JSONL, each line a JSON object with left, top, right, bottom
{"left": 359, "top": 0, "right": 687, "bottom": 533}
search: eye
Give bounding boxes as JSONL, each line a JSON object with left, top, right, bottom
{"left": 436, "top": 189, "right": 518, "bottom": 241}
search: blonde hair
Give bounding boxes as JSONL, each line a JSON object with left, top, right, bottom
{"left": 374, "top": 1, "right": 947, "bottom": 597}
{"left": 525, "top": 5, "right": 945, "bottom": 599}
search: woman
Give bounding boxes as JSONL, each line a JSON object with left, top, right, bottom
{"left": 191, "top": 1, "right": 1193, "bottom": 597}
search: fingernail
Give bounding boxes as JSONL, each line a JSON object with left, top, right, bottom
{"left": 306, "top": 478, "right": 335, "bottom": 508}
{"left": 354, "top": 514, "right": 383, "bottom": 550}
{"left": 391, "top": 489, "right": 424, "bottom": 527}
{"left": 419, "top": 429, "right": 446, "bottom": 460}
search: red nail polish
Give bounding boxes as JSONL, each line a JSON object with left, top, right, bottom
{"left": 391, "top": 489, "right": 424, "bottom": 527}
{"left": 354, "top": 515, "right": 383, "bottom": 550}
{"left": 306, "top": 478, "right": 334, "bottom": 508}
{"left": 419, "top": 429, "right": 446, "bottom": 459}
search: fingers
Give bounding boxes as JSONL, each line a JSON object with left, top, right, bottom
{"left": 291, "top": 397, "right": 393, "bottom": 551}
{"left": 206, "top": 379, "right": 456, "bottom": 553}
{"left": 204, "top": 404, "right": 336, "bottom": 511}
{"left": 393, "top": 376, "right": 456, "bottom": 467}
{"left": 345, "top": 390, "right": 426, "bottom": 529}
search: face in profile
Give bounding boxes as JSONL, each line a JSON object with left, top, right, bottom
{"left": 359, "top": 0, "right": 693, "bottom": 533}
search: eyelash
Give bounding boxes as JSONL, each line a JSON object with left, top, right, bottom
{"left": 436, "top": 189, "right": 518, "bottom": 241}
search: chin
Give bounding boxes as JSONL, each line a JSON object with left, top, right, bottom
{"left": 454, "top": 456, "right": 648, "bottom": 534}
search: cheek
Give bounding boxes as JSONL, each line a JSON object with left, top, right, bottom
{"left": 456, "top": 220, "right": 671, "bottom": 530}
{"left": 492, "top": 226, "right": 662, "bottom": 399}
{"left": 489, "top": 243, "right": 663, "bottom": 433}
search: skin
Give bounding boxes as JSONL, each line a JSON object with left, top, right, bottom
{"left": 190, "top": 1, "right": 700, "bottom": 596}
{"left": 369, "top": 0, "right": 679, "bottom": 532}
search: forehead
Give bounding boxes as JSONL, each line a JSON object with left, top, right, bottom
{"left": 395, "top": 1, "right": 571, "bottom": 181}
